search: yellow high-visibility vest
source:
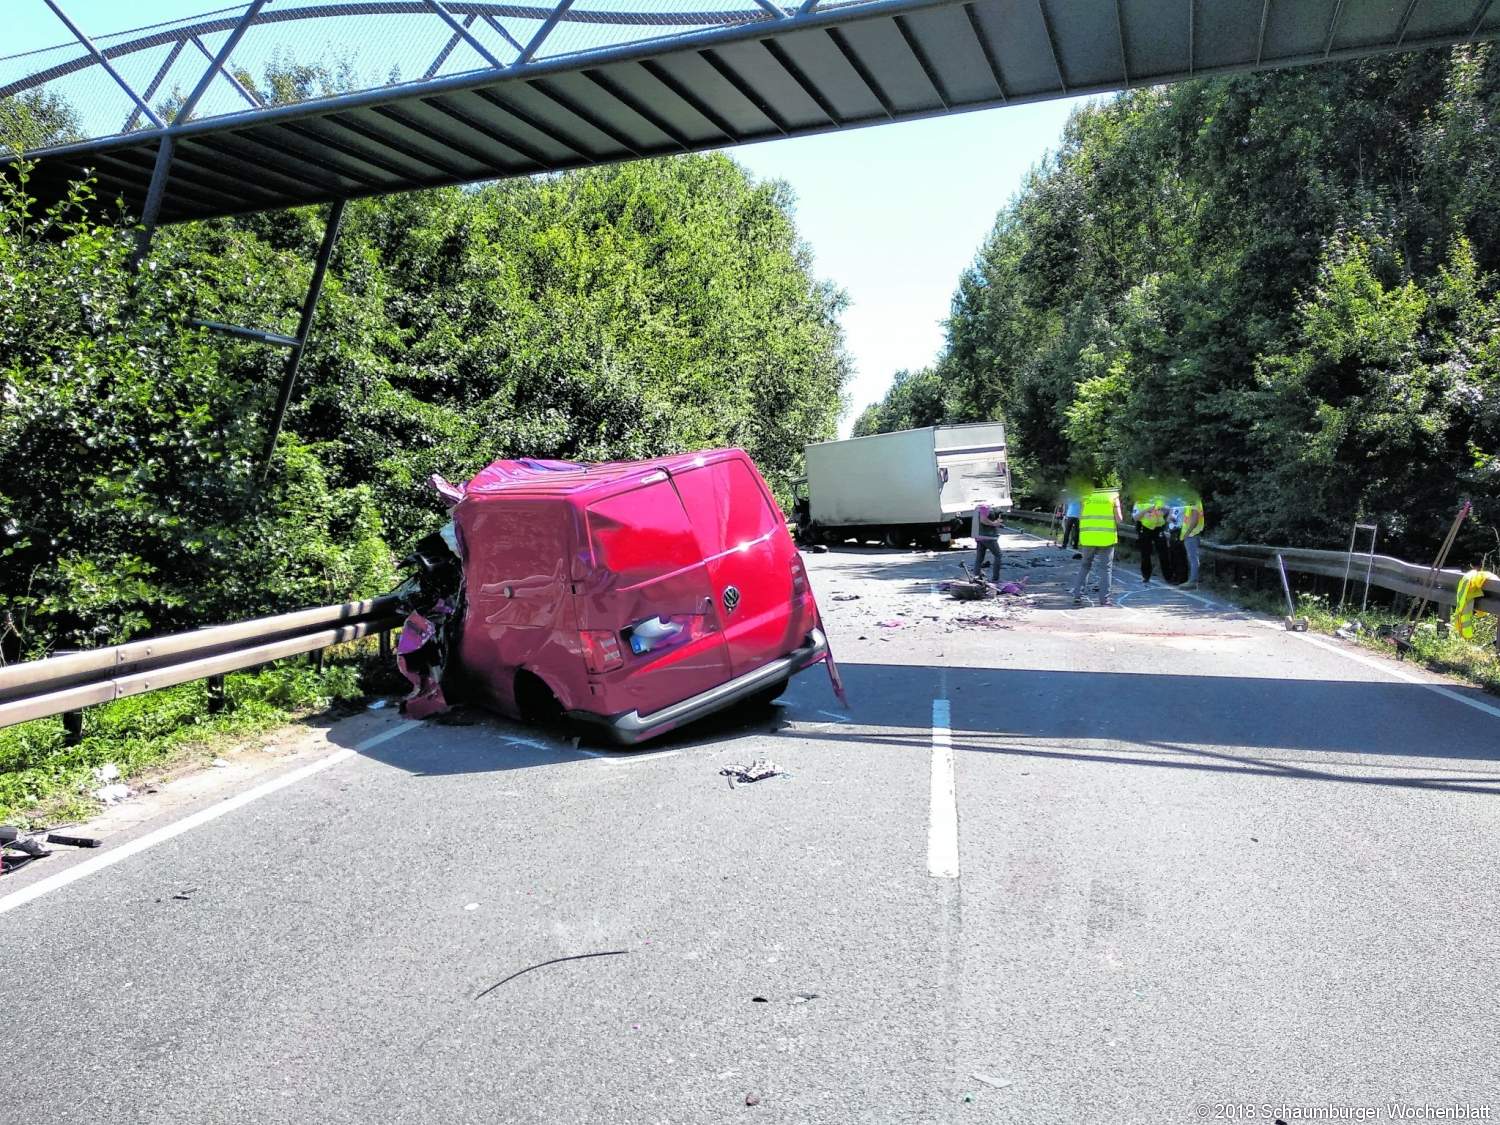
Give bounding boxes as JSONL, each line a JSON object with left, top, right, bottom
{"left": 1454, "top": 570, "right": 1496, "bottom": 640}
{"left": 1079, "top": 491, "right": 1118, "bottom": 547}
{"left": 1182, "top": 501, "right": 1204, "bottom": 538}
{"left": 1135, "top": 497, "right": 1166, "bottom": 530}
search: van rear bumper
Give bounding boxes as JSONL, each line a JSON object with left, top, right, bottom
{"left": 566, "top": 628, "right": 830, "bottom": 746}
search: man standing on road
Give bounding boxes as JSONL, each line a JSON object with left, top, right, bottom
{"left": 1060, "top": 491, "right": 1082, "bottom": 551}
{"left": 973, "top": 501, "right": 1004, "bottom": 583}
{"left": 1072, "top": 487, "right": 1123, "bottom": 607}
{"left": 1180, "top": 490, "right": 1205, "bottom": 589}
{"left": 1132, "top": 491, "right": 1169, "bottom": 585}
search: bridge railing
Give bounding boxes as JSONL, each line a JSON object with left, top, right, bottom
{"left": 0, "top": 595, "right": 404, "bottom": 730}
{"left": 1006, "top": 510, "right": 1498, "bottom": 615}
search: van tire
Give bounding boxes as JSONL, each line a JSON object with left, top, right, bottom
{"left": 515, "top": 669, "right": 563, "bottom": 726}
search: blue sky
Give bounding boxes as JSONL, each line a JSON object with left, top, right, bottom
{"left": 730, "top": 103, "right": 1086, "bottom": 434}
{"left": 6, "top": 1, "right": 1089, "bottom": 435}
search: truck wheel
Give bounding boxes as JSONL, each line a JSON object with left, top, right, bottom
{"left": 882, "top": 529, "right": 903, "bottom": 548}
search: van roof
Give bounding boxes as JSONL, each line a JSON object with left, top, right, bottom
{"left": 455, "top": 448, "right": 749, "bottom": 503}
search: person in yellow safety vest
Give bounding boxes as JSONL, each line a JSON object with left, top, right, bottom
{"left": 1131, "top": 493, "right": 1170, "bottom": 586}
{"left": 1454, "top": 569, "right": 1498, "bottom": 640}
{"left": 1179, "top": 493, "right": 1205, "bottom": 589}
{"left": 1072, "top": 487, "right": 1124, "bottom": 607}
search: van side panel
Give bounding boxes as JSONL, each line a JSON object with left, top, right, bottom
{"left": 455, "top": 496, "right": 586, "bottom": 716}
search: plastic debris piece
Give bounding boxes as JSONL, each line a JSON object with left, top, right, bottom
{"left": 92, "top": 763, "right": 121, "bottom": 783}
{"left": 721, "top": 760, "right": 784, "bottom": 786}
{"left": 791, "top": 991, "right": 819, "bottom": 1003}
{"left": 367, "top": 699, "right": 390, "bottom": 710}
{"left": 94, "top": 783, "right": 131, "bottom": 804}
{"left": 464, "top": 903, "right": 479, "bottom": 911}
{"left": 971, "top": 1073, "right": 1013, "bottom": 1089}
{"left": 746, "top": 1093, "right": 762, "bottom": 1107}
{"left": 831, "top": 593, "right": 860, "bottom": 602}
{"left": 211, "top": 757, "right": 229, "bottom": 768}
{"left": 876, "top": 620, "right": 904, "bottom": 628}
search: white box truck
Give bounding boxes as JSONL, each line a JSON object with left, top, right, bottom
{"left": 794, "top": 422, "right": 1012, "bottom": 547}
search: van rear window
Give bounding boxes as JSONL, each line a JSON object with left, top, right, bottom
{"left": 586, "top": 482, "right": 701, "bottom": 582}
{"left": 673, "top": 460, "right": 782, "bottom": 556}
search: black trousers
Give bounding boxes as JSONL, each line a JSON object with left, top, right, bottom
{"left": 1060, "top": 517, "right": 1080, "bottom": 549}
{"left": 1137, "top": 524, "right": 1172, "bottom": 582}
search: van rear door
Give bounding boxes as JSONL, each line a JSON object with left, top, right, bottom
{"left": 579, "top": 477, "right": 732, "bottom": 716}
{"left": 672, "top": 458, "right": 810, "bottom": 679}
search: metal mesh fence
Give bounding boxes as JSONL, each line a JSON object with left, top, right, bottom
{"left": 1, "top": 0, "right": 791, "bottom": 151}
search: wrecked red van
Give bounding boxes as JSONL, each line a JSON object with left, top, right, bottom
{"left": 418, "top": 449, "right": 842, "bottom": 744}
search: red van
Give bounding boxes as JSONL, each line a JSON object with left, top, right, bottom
{"left": 430, "top": 449, "right": 842, "bottom": 744}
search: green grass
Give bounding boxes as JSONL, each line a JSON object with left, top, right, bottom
{"left": 0, "top": 643, "right": 391, "bottom": 828}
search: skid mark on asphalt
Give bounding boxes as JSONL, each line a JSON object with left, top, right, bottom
{"left": 0, "top": 721, "right": 418, "bottom": 918}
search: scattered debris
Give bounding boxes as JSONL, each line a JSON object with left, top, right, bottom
{"left": 791, "top": 991, "right": 819, "bottom": 1003}
{"left": 474, "top": 950, "right": 631, "bottom": 999}
{"left": 464, "top": 902, "right": 480, "bottom": 911}
{"left": 92, "top": 763, "right": 121, "bottom": 783}
{"left": 831, "top": 593, "right": 861, "bottom": 602}
{"left": 745, "top": 1093, "right": 762, "bottom": 1107}
{"left": 366, "top": 698, "right": 391, "bottom": 710}
{"left": 1334, "top": 620, "right": 1364, "bottom": 640}
{"left": 971, "top": 1073, "right": 1013, "bottom": 1089}
{"left": 94, "top": 783, "right": 132, "bottom": 805}
{"left": 751, "top": 996, "right": 768, "bottom": 1003}
{"left": 210, "top": 757, "right": 230, "bottom": 768}
{"left": 876, "top": 619, "right": 904, "bottom": 628}
{"left": 721, "top": 760, "right": 785, "bottom": 786}
{"left": 171, "top": 886, "right": 198, "bottom": 901}
{"left": 45, "top": 832, "right": 100, "bottom": 848}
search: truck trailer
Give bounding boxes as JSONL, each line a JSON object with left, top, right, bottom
{"left": 794, "top": 422, "right": 1011, "bottom": 548}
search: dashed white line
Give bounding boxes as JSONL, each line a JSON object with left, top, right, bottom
{"left": 928, "top": 698, "right": 959, "bottom": 879}
{"left": 0, "top": 721, "right": 418, "bottom": 918}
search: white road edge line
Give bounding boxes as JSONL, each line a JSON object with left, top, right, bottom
{"left": 1290, "top": 630, "right": 1500, "bottom": 723}
{"left": 0, "top": 721, "right": 417, "bottom": 918}
{"left": 928, "top": 698, "right": 959, "bottom": 879}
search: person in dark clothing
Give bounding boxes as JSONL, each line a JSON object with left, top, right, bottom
{"left": 972, "top": 502, "right": 1003, "bottom": 582}
{"left": 1131, "top": 494, "right": 1172, "bottom": 585}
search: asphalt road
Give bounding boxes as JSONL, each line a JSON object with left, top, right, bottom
{"left": 3, "top": 530, "right": 1498, "bottom": 1124}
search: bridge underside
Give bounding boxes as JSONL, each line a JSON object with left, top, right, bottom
{"left": 5, "top": 0, "right": 1500, "bottom": 225}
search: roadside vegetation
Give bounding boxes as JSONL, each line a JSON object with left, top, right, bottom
{"left": 0, "top": 651, "right": 381, "bottom": 828}
{"left": 858, "top": 45, "right": 1500, "bottom": 566}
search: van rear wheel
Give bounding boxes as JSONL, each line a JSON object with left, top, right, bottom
{"left": 515, "top": 669, "right": 563, "bottom": 726}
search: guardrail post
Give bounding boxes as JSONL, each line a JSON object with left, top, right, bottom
{"left": 62, "top": 709, "right": 84, "bottom": 745}
{"left": 207, "top": 674, "right": 227, "bottom": 714}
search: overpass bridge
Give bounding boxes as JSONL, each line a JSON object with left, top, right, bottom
{"left": 4, "top": 0, "right": 1499, "bottom": 227}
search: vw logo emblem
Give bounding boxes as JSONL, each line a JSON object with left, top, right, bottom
{"left": 722, "top": 586, "right": 741, "bottom": 612}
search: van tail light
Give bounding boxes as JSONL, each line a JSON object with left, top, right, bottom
{"left": 791, "top": 557, "right": 808, "bottom": 600}
{"left": 580, "top": 630, "right": 624, "bottom": 673}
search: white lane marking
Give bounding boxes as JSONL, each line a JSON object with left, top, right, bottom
{"left": 817, "top": 710, "right": 851, "bottom": 722}
{"left": 1289, "top": 630, "right": 1500, "bottom": 723}
{"left": 577, "top": 747, "right": 681, "bottom": 763}
{"left": 0, "top": 722, "right": 417, "bottom": 918}
{"left": 928, "top": 698, "right": 959, "bottom": 879}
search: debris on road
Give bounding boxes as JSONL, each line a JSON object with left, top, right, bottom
{"left": 745, "top": 1093, "right": 762, "bottom": 1106}
{"left": 791, "top": 991, "right": 819, "bottom": 1003}
{"left": 93, "top": 783, "right": 132, "bottom": 805}
{"left": 831, "top": 593, "right": 860, "bottom": 601}
{"left": 971, "top": 1073, "right": 1014, "bottom": 1089}
{"left": 876, "top": 619, "right": 904, "bottom": 627}
{"left": 721, "top": 760, "right": 785, "bottom": 786}
{"left": 474, "top": 950, "right": 631, "bottom": 999}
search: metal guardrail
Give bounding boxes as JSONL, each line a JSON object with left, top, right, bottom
{"left": 1007, "top": 510, "right": 1498, "bottom": 616}
{"left": 0, "top": 595, "right": 404, "bottom": 730}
